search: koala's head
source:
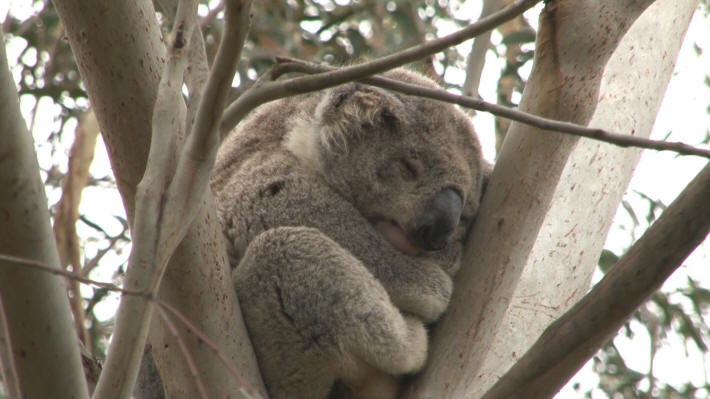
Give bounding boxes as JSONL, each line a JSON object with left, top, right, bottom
{"left": 286, "top": 69, "right": 487, "bottom": 255}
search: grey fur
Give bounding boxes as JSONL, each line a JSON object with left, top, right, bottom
{"left": 211, "top": 69, "right": 486, "bottom": 399}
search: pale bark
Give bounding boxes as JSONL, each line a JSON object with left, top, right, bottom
{"left": 53, "top": 110, "right": 100, "bottom": 351}
{"left": 475, "top": 1, "right": 698, "bottom": 397}
{"left": 462, "top": 0, "right": 502, "bottom": 98}
{"left": 91, "top": 2, "right": 201, "bottom": 395}
{"left": 0, "top": 297, "right": 22, "bottom": 399}
{"left": 494, "top": 0, "right": 534, "bottom": 152}
{"left": 484, "top": 118, "right": 710, "bottom": 399}
{"left": 403, "top": 1, "right": 656, "bottom": 397}
{"left": 51, "top": 0, "right": 266, "bottom": 398}
{"left": 0, "top": 29, "right": 90, "bottom": 399}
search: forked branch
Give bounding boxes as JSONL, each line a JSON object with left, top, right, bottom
{"left": 90, "top": 0, "right": 253, "bottom": 398}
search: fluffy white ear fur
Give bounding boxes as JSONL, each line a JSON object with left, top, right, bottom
{"left": 284, "top": 115, "right": 323, "bottom": 170}
{"left": 284, "top": 86, "right": 396, "bottom": 168}
{"left": 284, "top": 89, "right": 358, "bottom": 167}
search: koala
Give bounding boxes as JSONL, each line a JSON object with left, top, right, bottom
{"left": 210, "top": 69, "right": 487, "bottom": 399}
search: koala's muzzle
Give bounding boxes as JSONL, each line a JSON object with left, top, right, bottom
{"left": 411, "top": 188, "right": 462, "bottom": 251}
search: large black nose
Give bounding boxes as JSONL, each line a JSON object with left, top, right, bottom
{"left": 410, "top": 188, "right": 463, "bottom": 251}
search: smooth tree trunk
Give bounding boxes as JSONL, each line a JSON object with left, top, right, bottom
{"left": 50, "top": 0, "right": 267, "bottom": 398}
{"left": 474, "top": 1, "right": 698, "bottom": 396}
{"left": 0, "top": 29, "right": 90, "bottom": 399}
{"left": 403, "top": 0, "right": 698, "bottom": 397}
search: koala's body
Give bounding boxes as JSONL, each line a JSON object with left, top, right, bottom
{"left": 211, "top": 69, "right": 486, "bottom": 399}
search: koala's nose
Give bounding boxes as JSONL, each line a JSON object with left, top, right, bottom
{"left": 411, "top": 188, "right": 462, "bottom": 251}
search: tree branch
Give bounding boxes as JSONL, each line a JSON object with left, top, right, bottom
{"left": 219, "top": 0, "right": 541, "bottom": 134}
{"left": 92, "top": 0, "right": 260, "bottom": 397}
{"left": 91, "top": 2, "right": 200, "bottom": 397}
{"left": 271, "top": 58, "right": 710, "bottom": 158}
{"left": 0, "top": 253, "right": 149, "bottom": 298}
{"left": 53, "top": 110, "right": 100, "bottom": 351}
{"left": 0, "top": 28, "right": 90, "bottom": 399}
{"left": 154, "top": 305, "right": 210, "bottom": 399}
{"left": 0, "top": 251, "right": 257, "bottom": 397}
{"left": 462, "top": 0, "right": 503, "bottom": 98}
{"left": 481, "top": 160, "right": 710, "bottom": 399}
{"left": 404, "top": 1, "right": 658, "bottom": 396}
{"left": 168, "top": 0, "right": 253, "bottom": 242}
{"left": 0, "top": 296, "right": 22, "bottom": 399}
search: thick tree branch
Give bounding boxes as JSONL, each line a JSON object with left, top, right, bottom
{"left": 219, "top": 0, "right": 541, "bottom": 134}
{"left": 141, "top": 2, "right": 266, "bottom": 398}
{"left": 404, "top": 1, "right": 657, "bottom": 397}
{"left": 0, "top": 28, "right": 90, "bottom": 399}
{"left": 462, "top": 1, "right": 699, "bottom": 396}
{"left": 92, "top": 0, "right": 260, "bottom": 397}
{"left": 271, "top": 58, "right": 710, "bottom": 158}
{"left": 155, "top": 305, "right": 210, "bottom": 399}
{"left": 91, "top": 2, "right": 200, "bottom": 398}
{"left": 52, "top": 0, "right": 265, "bottom": 397}
{"left": 482, "top": 160, "right": 710, "bottom": 399}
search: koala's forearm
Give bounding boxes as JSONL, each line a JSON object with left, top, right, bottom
{"left": 217, "top": 158, "right": 453, "bottom": 322}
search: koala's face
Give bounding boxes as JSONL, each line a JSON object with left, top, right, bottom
{"left": 286, "top": 70, "right": 486, "bottom": 256}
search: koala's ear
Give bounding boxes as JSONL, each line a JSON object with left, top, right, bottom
{"left": 314, "top": 83, "right": 404, "bottom": 151}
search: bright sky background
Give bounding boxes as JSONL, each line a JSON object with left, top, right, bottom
{"left": 2, "top": 1, "right": 710, "bottom": 397}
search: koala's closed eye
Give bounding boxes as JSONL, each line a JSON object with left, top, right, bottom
{"left": 380, "top": 110, "right": 399, "bottom": 130}
{"left": 398, "top": 158, "right": 419, "bottom": 181}
{"left": 375, "top": 157, "right": 420, "bottom": 182}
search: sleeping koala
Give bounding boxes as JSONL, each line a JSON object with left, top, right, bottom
{"left": 211, "top": 69, "right": 487, "bottom": 399}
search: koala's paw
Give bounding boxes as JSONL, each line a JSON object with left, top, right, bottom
{"left": 401, "top": 315, "right": 428, "bottom": 373}
{"left": 391, "top": 265, "right": 453, "bottom": 323}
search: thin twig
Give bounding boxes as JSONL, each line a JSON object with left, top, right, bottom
{"left": 0, "top": 253, "right": 148, "bottom": 298}
{"left": 81, "top": 233, "right": 127, "bottom": 277}
{"left": 272, "top": 58, "right": 710, "bottom": 158}
{"left": 219, "top": 0, "right": 541, "bottom": 134}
